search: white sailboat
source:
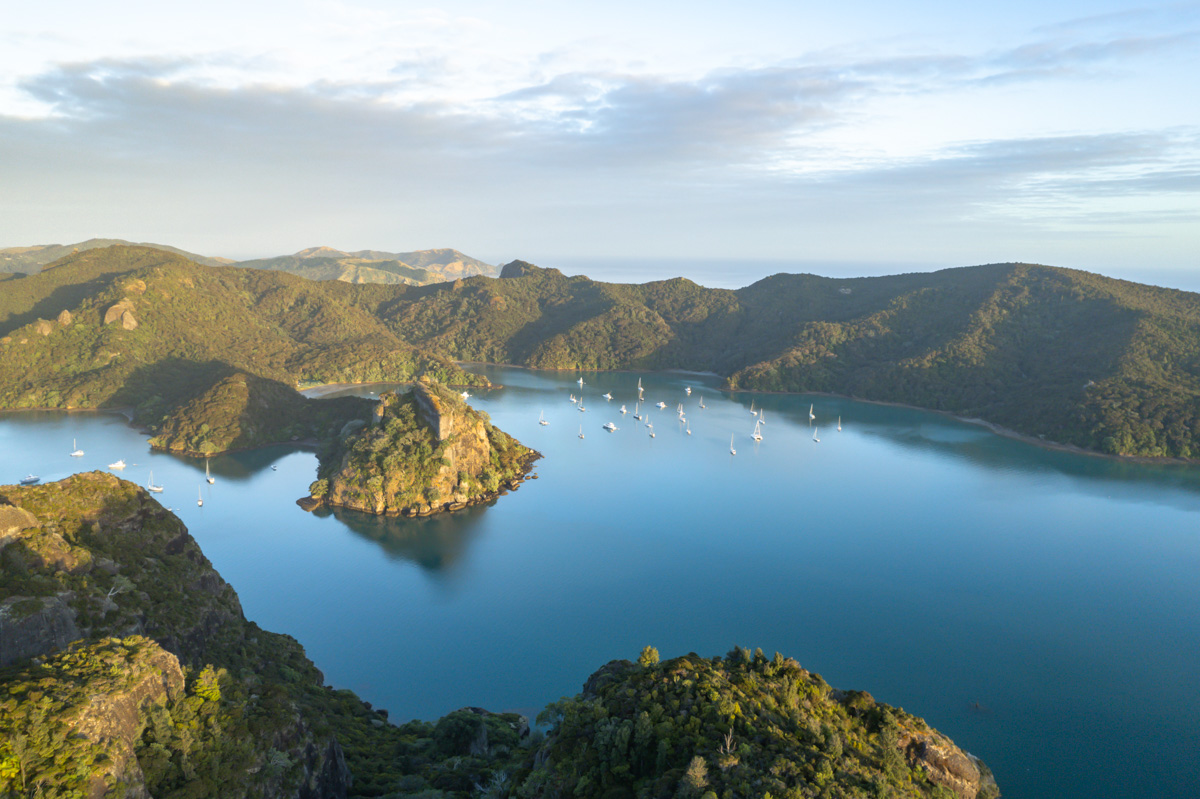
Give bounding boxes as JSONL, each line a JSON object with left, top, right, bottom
{"left": 603, "top": 421, "right": 618, "bottom": 431}
{"left": 205, "top": 458, "right": 215, "bottom": 484}
{"left": 633, "top": 402, "right": 641, "bottom": 420}
{"left": 603, "top": 392, "right": 613, "bottom": 400}
{"left": 648, "top": 422, "right": 655, "bottom": 438}
{"left": 578, "top": 424, "right": 585, "bottom": 439}
{"left": 569, "top": 393, "right": 577, "bottom": 403}
{"left": 656, "top": 401, "right": 667, "bottom": 409}
{"left": 539, "top": 410, "right": 549, "bottom": 426}
{"left": 637, "top": 378, "right": 644, "bottom": 401}
{"left": 698, "top": 396, "right": 705, "bottom": 409}
{"left": 197, "top": 486, "right": 203, "bottom": 507}
{"left": 837, "top": 416, "right": 842, "bottom": 432}
{"left": 809, "top": 404, "right": 815, "bottom": 421}
{"left": 577, "top": 376, "right": 585, "bottom": 387}
{"left": 686, "top": 421, "right": 692, "bottom": 436}
{"left": 461, "top": 391, "right": 471, "bottom": 400}
{"left": 730, "top": 435, "right": 736, "bottom": 456}
{"left": 620, "top": 404, "right": 628, "bottom": 414}
{"left": 751, "top": 419, "right": 763, "bottom": 442}
{"left": 759, "top": 410, "right": 765, "bottom": 425}
{"left": 750, "top": 400, "right": 757, "bottom": 415}
{"left": 108, "top": 459, "right": 126, "bottom": 470}
{"left": 70, "top": 438, "right": 84, "bottom": 457}
{"left": 147, "top": 471, "right": 163, "bottom": 493}
{"left": 685, "top": 386, "right": 692, "bottom": 395}
{"left": 813, "top": 428, "right": 820, "bottom": 443}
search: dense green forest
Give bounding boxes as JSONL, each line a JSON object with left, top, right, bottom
{"left": 1, "top": 476, "right": 995, "bottom": 798}
{"left": 3, "top": 245, "right": 1198, "bottom": 458}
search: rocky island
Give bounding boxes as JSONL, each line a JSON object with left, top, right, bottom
{"left": 304, "top": 379, "right": 539, "bottom": 516}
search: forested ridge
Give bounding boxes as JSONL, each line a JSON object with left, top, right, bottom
{"left": 3, "top": 246, "right": 1198, "bottom": 458}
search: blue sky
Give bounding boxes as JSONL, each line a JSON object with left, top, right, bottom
{"left": 1, "top": 1, "right": 1197, "bottom": 287}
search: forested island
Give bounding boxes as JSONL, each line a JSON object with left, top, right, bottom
{"left": 1, "top": 244, "right": 1198, "bottom": 460}
{"left": 0, "top": 474, "right": 998, "bottom": 798}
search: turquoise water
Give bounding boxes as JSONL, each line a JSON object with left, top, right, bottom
{"left": 4, "top": 367, "right": 1200, "bottom": 799}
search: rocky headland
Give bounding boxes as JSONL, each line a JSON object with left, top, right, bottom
{"left": 303, "top": 379, "right": 538, "bottom": 516}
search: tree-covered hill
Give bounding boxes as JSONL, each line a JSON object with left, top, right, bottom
{"left": 354, "top": 260, "right": 1200, "bottom": 458}
{"left": 0, "top": 246, "right": 486, "bottom": 451}
{"left": 4, "top": 245, "right": 1199, "bottom": 458}
{"left": 235, "top": 246, "right": 497, "bottom": 285}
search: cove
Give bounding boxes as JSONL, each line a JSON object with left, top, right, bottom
{"left": 3, "top": 366, "right": 1199, "bottom": 799}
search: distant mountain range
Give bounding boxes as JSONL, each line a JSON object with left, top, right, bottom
{"left": 0, "top": 239, "right": 498, "bottom": 284}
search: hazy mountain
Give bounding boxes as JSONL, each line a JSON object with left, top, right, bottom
{"left": 235, "top": 246, "right": 497, "bottom": 285}
{"left": 0, "top": 238, "right": 233, "bottom": 272}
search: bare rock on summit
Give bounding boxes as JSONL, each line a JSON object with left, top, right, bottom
{"left": 57, "top": 308, "right": 73, "bottom": 326}
{"left": 104, "top": 297, "right": 136, "bottom": 326}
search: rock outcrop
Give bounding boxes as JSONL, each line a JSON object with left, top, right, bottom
{"left": 311, "top": 379, "right": 538, "bottom": 517}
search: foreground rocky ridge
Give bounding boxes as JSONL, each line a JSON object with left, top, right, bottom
{"left": 0, "top": 473, "right": 351, "bottom": 797}
{"left": 307, "top": 380, "right": 539, "bottom": 516}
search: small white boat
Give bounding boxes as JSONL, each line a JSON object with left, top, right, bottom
{"left": 645, "top": 416, "right": 653, "bottom": 427}
{"left": 655, "top": 401, "right": 667, "bottom": 409}
{"left": 19, "top": 474, "right": 39, "bottom": 485}
{"left": 147, "top": 471, "right": 163, "bottom": 493}
{"left": 603, "top": 392, "right": 613, "bottom": 400}
{"left": 759, "top": 410, "right": 765, "bottom": 425}
{"left": 750, "top": 400, "right": 757, "bottom": 416}
{"left": 271, "top": 465, "right": 278, "bottom": 471}
{"left": 569, "top": 393, "right": 577, "bottom": 403}
{"left": 620, "top": 404, "right": 627, "bottom": 414}
{"left": 730, "top": 435, "right": 736, "bottom": 456}
{"left": 461, "top": 391, "right": 471, "bottom": 400}
{"left": 109, "top": 459, "right": 126, "bottom": 470}
{"left": 648, "top": 422, "right": 655, "bottom": 438}
{"left": 578, "top": 403, "right": 586, "bottom": 412}
{"left": 813, "top": 428, "right": 820, "bottom": 443}
{"left": 685, "top": 386, "right": 692, "bottom": 395}
{"left": 751, "top": 420, "right": 762, "bottom": 442}
{"left": 633, "top": 402, "right": 641, "bottom": 420}
{"left": 603, "top": 422, "right": 618, "bottom": 431}
{"left": 637, "top": 378, "right": 644, "bottom": 401}
{"left": 577, "top": 376, "right": 585, "bottom": 387}
{"left": 686, "top": 422, "right": 692, "bottom": 436}
{"left": 197, "top": 486, "right": 204, "bottom": 507}
{"left": 70, "top": 438, "right": 84, "bottom": 457}
{"left": 698, "top": 396, "right": 705, "bottom": 409}
{"left": 837, "top": 416, "right": 842, "bottom": 432}
{"left": 539, "top": 411, "right": 549, "bottom": 426}
{"left": 809, "top": 404, "right": 815, "bottom": 421}
{"left": 206, "top": 458, "right": 215, "bottom": 484}
{"left": 578, "top": 425, "right": 585, "bottom": 440}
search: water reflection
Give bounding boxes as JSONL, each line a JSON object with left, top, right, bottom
{"left": 318, "top": 501, "right": 494, "bottom": 574}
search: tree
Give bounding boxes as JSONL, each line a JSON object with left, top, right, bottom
{"left": 638, "top": 646, "right": 660, "bottom": 667}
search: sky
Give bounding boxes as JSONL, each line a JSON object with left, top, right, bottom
{"left": 2, "top": 0, "right": 1198, "bottom": 288}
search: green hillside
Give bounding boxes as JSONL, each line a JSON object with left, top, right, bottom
{"left": 356, "top": 260, "right": 1200, "bottom": 458}
{"left": 0, "top": 246, "right": 486, "bottom": 452}
{"left": 4, "top": 245, "right": 1198, "bottom": 459}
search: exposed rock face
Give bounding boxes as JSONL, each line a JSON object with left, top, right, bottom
{"left": 34, "top": 318, "right": 53, "bottom": 335}
{"left": 70, "top": 640, "right": 186, "bottom": 799}
{"left": 103, "top": 297, "right": 136, "bottom": 325}
{"left": 315, "top": 380, "right": 538, "bottom": 516}
{"left": 121, "top": 309, "right": 138, "bottom": 330}
{"left": 0, "top": 593, "right": 81, "bottom": 666}
{"left": 904, "top": 729, "right": 999, "bottom": 799}
{"left": 57, "top": 309, "right": 73, "bottom": 326}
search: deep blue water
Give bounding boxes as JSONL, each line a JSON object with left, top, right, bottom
{"left": 3, "top": 367, "right": 1199, "bottom": 799}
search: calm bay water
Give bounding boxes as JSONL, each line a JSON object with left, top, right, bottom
{"left": 3, "top": 367, "right": 1199, "bottom": 799}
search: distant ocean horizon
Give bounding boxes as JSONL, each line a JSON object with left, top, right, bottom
{"left": 518, "top": 255, "right": 1200, "bottom": 294}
